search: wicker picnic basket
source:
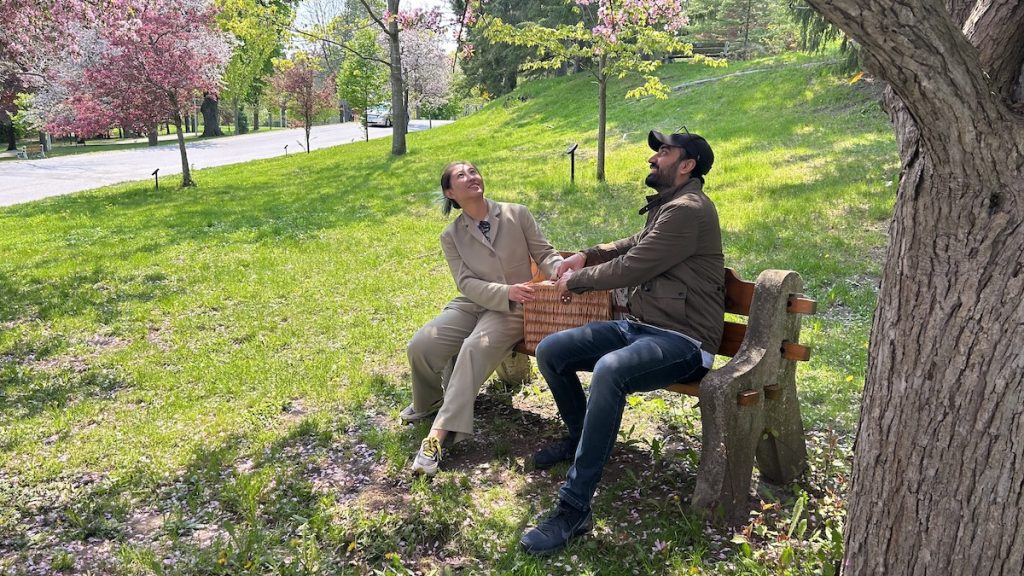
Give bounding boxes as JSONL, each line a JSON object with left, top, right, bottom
{"left": 521, "top": 282, "right": 613, "bottom": 354}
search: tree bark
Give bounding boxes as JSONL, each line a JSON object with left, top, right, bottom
{"left": 200, "top": 93, "right": 223, "bottom": 137}
{"left": 0, "top": 112, "right": 15, "bottom": 151}
{"left": 147, "top": 126, "right": 158, "bottom": 147}
{"left": 174, "top": 112, "right": 193, "bottom": 187}
{"left": 596, "top": 56, "right": 608, "bottom": 182}
{"left": 803, "top": 1, "right": 1024, "bottom": 574}
{"left": 304, "top": 110, "right": 311, "bottom": 153}
{"left": 252, "top": 101, "right": 259, "bottom": 132}
{"left": 386, "top": 0, "right": 407, "bottom": 155}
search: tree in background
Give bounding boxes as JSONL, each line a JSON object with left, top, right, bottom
{"left": 449, "top": 0, "right": 577, "bottom": 98}
{"left": 479, "top": 0, "right": 689, "bottom": 181}
{"left": 358, "top": 0, "right": 412, "bottom": 156}
{"left": 217, "top": 0, "right": 297, "bottom": 135}
{"left": 1, "top": 1, "right": 85, "bottom": 150}
{"left": 296, "top": 0, "right": 455, "bottom": 156}
{"left": 400, "top": 27, "right": 453, "bottom": 122}
{"left": 684, "top": 0, "right": 798, "bottom": 58}
{"left": 272, "top": 54, "right": 337, "bottom": 153}
{"left": 298, "top": 0, "right": 382, "bottom": 122}
{"left": 1, "top": 79, "right": 26, "bottom": 151}
{"left": 337, "top": 27, "right": 390, "bottom": 142}
{"left": 30, "top": 0, "right": 231, "bottom": 187}
{"left": 799, "top": 0, "right": 1024, "bottom": 573}
{"left": 787, "top": 0, "right": 859, "bottom": 70}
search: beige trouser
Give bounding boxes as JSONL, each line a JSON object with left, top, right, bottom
{"left": 407, "top": 302, "right": 523, "bottom": 442}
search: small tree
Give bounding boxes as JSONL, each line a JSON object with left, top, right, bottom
{"left": 272, "top": 54, "right": 336, "bottom": 153}
{"left": 479, "top": 0, "right": 690, "bottom": 181}
{"left": 337, "top": 28, "right": 390, "bottom": 142}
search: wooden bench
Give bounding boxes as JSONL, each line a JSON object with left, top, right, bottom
{"left": 512, "top": 264, "right": 816, "bottom": 521}
{"left": 16, "top": 143, "right": 46, "bottom": 159}
{"left": 664, "top": 41, "right": 730, "bottom": 62}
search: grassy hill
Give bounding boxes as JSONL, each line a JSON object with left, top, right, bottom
{"left": 0, "top": 53, "right": 897, "bottom": 574}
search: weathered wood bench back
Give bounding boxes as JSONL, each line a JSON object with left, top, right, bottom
{"left": 517, "top": 260, "right": 817, "bottom": 520}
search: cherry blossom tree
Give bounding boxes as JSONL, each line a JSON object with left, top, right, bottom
{"left": 1, "top": 0, "right": 87, "bottom": 150}
{"left": 271, "top": 54, "right": 337, "bottom": 153}
{"left": 28, "top": 0, "right": 232, "bottom": 187}
{"left": 477, "top": 0, "right": 690, "bottom": 181}
{"left": 400, "top": 27, "right": 454, "bottom": 121}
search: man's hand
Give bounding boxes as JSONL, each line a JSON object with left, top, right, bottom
{"left": 555, "top": 269, "right": 573, "bottom": 293}
{"left": 508, "top": 282, "right": 536, "bottom": 304}
{"left": 555, "top": 252, "right": 586, "bottom": 279}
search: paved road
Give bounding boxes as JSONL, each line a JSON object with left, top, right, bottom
{"left": 0, "top": 120, "right": 449, "bottom": 206}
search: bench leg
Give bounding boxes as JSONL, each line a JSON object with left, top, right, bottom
{"left": 757, "top": 291, "right": 808, "bottom": 483}
{"left": 756, "top": 360, "right": 807, "bottom": 482}
{"left": 692, "top": 379, "right": 765, "bottom": 522}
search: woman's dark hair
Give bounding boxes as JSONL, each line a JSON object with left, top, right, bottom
{"left": 440, "top": 161, "right": 477, "bottom": 216}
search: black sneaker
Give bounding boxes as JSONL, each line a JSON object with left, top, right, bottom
{"left": 532, "top": 437, "right": 578, "bottom": 470}
{"left": 520, "top": 501, "right": 593, "bottom": 555}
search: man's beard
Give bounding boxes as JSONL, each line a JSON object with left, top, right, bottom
{"left": 645, "top": 159, "right": 681, "bottom": 190}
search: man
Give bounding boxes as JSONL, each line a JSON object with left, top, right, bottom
{"left": 520, "top": 129, "right": 725, "bottom": 555}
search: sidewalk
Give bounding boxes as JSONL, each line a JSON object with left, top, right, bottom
{"left": 0, "top": 120, "right": 449, "bottom": 206}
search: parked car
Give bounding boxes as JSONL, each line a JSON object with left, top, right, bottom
{"left": 366, "top": 105, "right": 392, "bottom": 127}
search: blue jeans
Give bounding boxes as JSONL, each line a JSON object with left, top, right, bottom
{"left": 535, "top": 320, "right": 708, "bottom": 512}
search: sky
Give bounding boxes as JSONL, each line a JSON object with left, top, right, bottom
{"left": 296, "top": 0, "right": 453, "bottom": 29}
{"left": 294, "top": 0, "right": 457, "bottom": 51}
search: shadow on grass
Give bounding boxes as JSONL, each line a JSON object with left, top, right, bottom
{"left": 0, "top": 377, "right": 833, "bottom": 575}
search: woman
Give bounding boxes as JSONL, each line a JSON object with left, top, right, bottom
{"left": 404, "top": 161, "right": 562, "bottom": 476}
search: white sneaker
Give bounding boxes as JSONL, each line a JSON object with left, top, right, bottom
{"left": 411, "top": 436, "right": 442, "bottom": 476}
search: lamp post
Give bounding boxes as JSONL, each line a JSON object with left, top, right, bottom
{"left": 152, "top": 168, "right": 159, "bottom": 190}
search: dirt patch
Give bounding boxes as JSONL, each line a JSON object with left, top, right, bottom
{"left": 146, "top": 319, "right": 173, "bottom": 352}
{"left": 25, "top": 332, "right": 129, "bottom": 374}
{"left": 126, "top": 508, "right": 163, "bottom": 541}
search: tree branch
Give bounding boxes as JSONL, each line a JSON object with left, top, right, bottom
{"left": 961, "top": 1, "right": 1024, "bottom": 103}
{"left": 358, "top": 0, "right": 390, "bottom": 36}
{"left": 289, "top": 26, "right": 392, "bottom": 69}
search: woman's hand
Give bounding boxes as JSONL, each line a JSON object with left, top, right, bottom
{"left": 555, "top": 252, "right": 586, "bottom": 279}
{"left": 508, "top": 282, "right": 536, "bottom": 304}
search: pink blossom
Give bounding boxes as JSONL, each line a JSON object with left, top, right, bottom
{"left": 28, "top": 0, "right": 231, "bottom": 137}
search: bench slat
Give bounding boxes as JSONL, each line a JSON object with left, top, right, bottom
{"left": 782, "top": 341, "right": 812, "bottom": 362}
{"left": 787, "top": 295, "right": 817, "bottom": 315}
{"left": 724, "top": 268, "right": 753, "bottom": 315}
{"left": 718, "top": 320, "right": 746, "bottom": 357}
{"left": 664, "top": 382, "right": 700, "bottom": 396}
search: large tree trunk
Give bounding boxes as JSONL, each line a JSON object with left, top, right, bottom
{"left": 803, "top": 1, "right": 1024, "bottom": 574}
{"left": 386, "top": 0, "right": 407, "bottom": 156}
{"left": 200, "top": 93, "right": 223, "bottom": 137}
{"left": 0, "top": 112, "right": 15, "bottom": 151}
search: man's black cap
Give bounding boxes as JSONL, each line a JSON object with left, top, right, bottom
{"left": 648, "top": 130, "right": 714, "bottom": 178}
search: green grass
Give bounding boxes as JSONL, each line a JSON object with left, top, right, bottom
{"left": 0, "top": 52, "right": 896, "bottom": 574}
